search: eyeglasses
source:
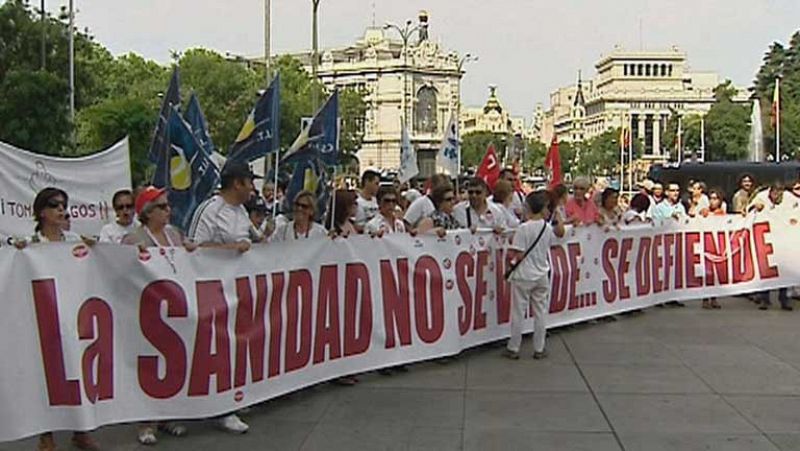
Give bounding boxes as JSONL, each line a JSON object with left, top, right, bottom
{"left": 382, "top": 197, "right": 398, "bottom": 204}
{"left": 114, "top": 203, "right": 134, "bottom": 211}
{"left": 468, "top": 190, "right": 483, "bottom": 195}
{"left": 46, "top": 199, "right": 66, "bottom": 209}
{"left": 667, "top": 188, "right": 680, "bottom": 192}
{"left": 294, "top": 202, "right": 312, "bottom": 210}
{"left": 153, "top": 203, "right": 170, "bottom": 211}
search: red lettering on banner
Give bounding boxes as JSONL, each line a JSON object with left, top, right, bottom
{"left": 413, "top": 256, "right": 445, "bottom": 343}
{"left": 601, "top": 239, "right": 618, "bottom": 303}
{"left": 635, "top": 237, "right": 652, "bottom": 296}
{"left": 344, "top": 263, "right": 372, "bottom": 357}
{"left": 138, "top": 280, "right": 188, "bottom": 400}
{"left": 618, "top": 238, "right": 633, "bottom": 300}
{"left": 566, "top": 243, "right": 581, "bottom": 310}
{"left": 752, "top": 222, "right": 779, "bottom": 280}
{"left": 663, "top": 233, "right": 675, "bottom": 290}
{"left": 32, "top": 279, "right": 82, "bottom": 406}
{"left": 652, "top": 235, "right": 664, "bottom": 293}
{"left": 284, "top": 270, "right": 313, "bottom": 373}
{"left": 674, "top": 232, "right": 684, "bottom": 289}
{"left": 703, "top": 232, "right": 730, "bottom": 286}
{"left": 234, "top": 275, "right": 267, "bottom": 388}
{"left": 494, "top": 248, "right": 512, "bottom": 324}
{"left": 455, "top": 252, "right": 474, "bottom": 335}
{"left": 684, "top": 232, "right": 703, "bottom": 288}
{"left": 380, "top": 259, "right": 412, "bottom": 348}
{"left": 731, "top": 229, "right": 755, "bottom": 283}
{"left": 267, "top": 273, "right": 285, "bottom": 378}
{"left": 473, "top": 251, "right": 489, "bottom": 330}
{"left": 313, "top": 266, "right": 342, "bottom": 364}
{"left": 549, "top": 245, "right": 568, "bottom": 313}
{"left": 78, "top": 298, "right": 113, "bottom": 403}
{"left": 189, "top": 281, "right": 232, "bottom": 396}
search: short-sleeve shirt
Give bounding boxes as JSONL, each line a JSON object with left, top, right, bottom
{"left": 653, "top": 200, "right": 687, "bottom": 224}
{"left": 271, "top": 221, "right": 327, "bottom": 242}
{"left": 404, "top": 196, "right": 436, "bottom": 228}
{"left": 354, "top": 194, "right": 379, "bottom": 228}
{"left": 365, "top": 214, "right": 406, "bottom": 235}
{"left": 453, "top": 201, "right": 507, "bottom": 230}
{"left": 565, "top": 196, "right": 600, "bottom": 225}
{"left": 509, "top": 219, "right": 556, "bottom": 282}
{"left": 99, "top": 221, "right": 136, "bottom": 243}
{"left": 188, "top": 195, "right": 251, "bottom": 244}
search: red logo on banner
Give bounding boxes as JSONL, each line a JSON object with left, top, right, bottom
{"left": 71, "top": 244, "right": 89, "bottom": 259}
{"left": 138, "top": 249, "right": 151, "bottom": 262}
{"left": 446, "top": 280, "right": 454, "bottom": 290}
{"left": 443, "top": 258, "right": 452, "bottom": 269}
{"left": 234, "top": 391, "right": 244, "bottom": 403}
{"left": 455, "top": 235, "right": 462, "bottom": 246}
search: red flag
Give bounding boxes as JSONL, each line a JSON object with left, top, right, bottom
{"left": 476, "top": 144, "right": 500, "bottom": 190}
{"left": 544, "top": 136, "right": 562, "bottom": 188}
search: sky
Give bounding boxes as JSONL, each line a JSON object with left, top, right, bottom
{"left": 28, "top": 0, "right": 800, "bottom": 119}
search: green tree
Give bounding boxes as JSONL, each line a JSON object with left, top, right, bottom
{"left": 575, "top": 129, "right": 622, "bottom": 176}
{"left": 460, "top": 131, "right": 503, "bottom": 169}
{"left": 0, "top": 69, "right": 70, "bottom": 153}
{"left": 339, "top": 87, "right": 367, "bottom": 171}
{"left": 524, "top": 140, "right": 547, "bottom": 173}
{"left": 704, "top": 81, "right": 750, "bottom": 161}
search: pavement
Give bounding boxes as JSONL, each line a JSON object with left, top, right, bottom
{"left": 3, "top": 295, "right": 800, "bottom": 451}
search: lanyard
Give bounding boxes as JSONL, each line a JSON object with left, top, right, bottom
{"left": 144, "top": 226, "right": 176, "bottom": 247}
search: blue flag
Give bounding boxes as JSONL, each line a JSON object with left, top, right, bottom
{"left": 284, "top": 152, "right": 330, "bottom": 223}
{"left": 284, "top": 90, "right": 339, "bottom": 166}
{"left": 228, "top": 74, "right": 280, "bottom": 164}
{"left": 148, "top": 67, "right": 181, "bottom": 170}
{"left": 165, "top": 107, "right": 221, "bottom": 232}
{"left": 184, "top": 92, "right": 214, "bottom": 158}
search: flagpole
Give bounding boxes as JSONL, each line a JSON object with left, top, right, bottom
{"left": 627, "top": 114, "right": 633, "bottom": 192}
{"left": 700, "top": 115, "right": 706, "bottom": 162}
{"left": 619, "top": 113, "right": 625, "bottom": 192}
{"left": 273, "top": 151, "right": 280, "bottom": 220}
{"left": 776, "top": 78, "right": 781, "bottom": 162}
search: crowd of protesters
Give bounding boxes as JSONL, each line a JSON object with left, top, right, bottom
{"left": 12, "top": 160, "right": 800, "bottom": 450}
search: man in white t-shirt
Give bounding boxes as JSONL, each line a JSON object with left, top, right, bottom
{"left": 497, "top": 168, "right": 526, "bottom": 219}
{"left": 453, "top": 178, "right": 507, "bottom": 231}
{"left": 187, "top": 161, "right": 258, "bottom": 434}
{"left": 505, "top": 191, "right": 565, "bottom": 360}
{"left": 99, "top": 189, "right": 136, "bottom": 243}
{"left": 189, "top": 162, "right": 256, "bottom": 253}
{"left": 403, "top": 174, "right": 452, "bottom": 229}
{"left": 365, "top": 186, "right": 406, "bottom": 236}
{"left": 354, "top": 169, "right": 380, "bottom": 229}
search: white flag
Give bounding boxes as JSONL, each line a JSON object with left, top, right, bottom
{"left": 436, "top": 114, "right": 459, "bottom": 175}
{"left": 398, "top": 120, "right": 418, "bottom": 183}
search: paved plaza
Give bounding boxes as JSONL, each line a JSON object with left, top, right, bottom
{"left": 4, "top": 296, "right": 800, "bottom": 451}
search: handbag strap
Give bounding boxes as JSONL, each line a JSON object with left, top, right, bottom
{"left": 506, "top": 222, "right": 547, "bottom": 279}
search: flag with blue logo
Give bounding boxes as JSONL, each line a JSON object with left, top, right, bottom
{"left": 165, "top": 107, "right": 221, "bottom": 232}
{"left": 284, "top": 90, "right": 339, "bottom": 166}
{"left": 228, "top": 74, "right": 281, "bottom": 164}
{"left": 436, "top": 113, "right": 460, "bottom": 175}
{"left": 398, "top": 119, "right": 418, "bottom": 183}
{"left": 148, "top": 66, "right": 181, "bottom": 172}
{"left": 184, "top": 92, "right": 214, "bottom": 157}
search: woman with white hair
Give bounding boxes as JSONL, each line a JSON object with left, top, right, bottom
{"left": 122, "top": 186, "right": 195, "bottom": 250}
{"left": 565, "top": 177, "right": 601, "bottom": 226}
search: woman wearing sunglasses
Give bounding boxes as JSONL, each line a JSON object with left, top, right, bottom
{"left": 121, "top": 187, "right": 196, "bottom": 253}
{"left": 365, "top": 186, "right": 406, "bottom": 236}
{"left": 16, "top": 188, "right": 99, "bottom": 451}
{"left": 271, "top": 190, "right": 327, "bottom": 242}
{"left": 417, "top": 185, "right": 459, "bottom": 237}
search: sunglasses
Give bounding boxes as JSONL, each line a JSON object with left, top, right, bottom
{"left": 152, "top": 203, "right": 170, "bottom": 211}
{"left": 382, "top": 197, "right": 398, "bottom": 204}
{"left": 46, "top": 199, "right": 66, "bottom": 209}
{"left": 295, "top": 202, "right": 313, "bottom": 210}
{"left": 114, "top": 203, "right": 134, "bottom": 211}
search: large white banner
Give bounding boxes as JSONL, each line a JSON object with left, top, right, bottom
{"left": 0, "top": 138, "right": 132, "bottom": 240}
{"left": 0, "top": 206, "right": 799, "bottom": 441}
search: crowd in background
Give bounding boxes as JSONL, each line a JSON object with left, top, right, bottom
{"left": 12, "top": 161, "right": 800, "bottom": 450}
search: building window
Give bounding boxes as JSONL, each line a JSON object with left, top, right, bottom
{"left": 624, "top": 65, "right": 629, "bottom": 76}
{"left": 637, "top": 64, "right": 643, "bottom": 76}
{"left": 661, "top": 64, "right": 667, "bottom": 76}
{"left": 415, "top": 86, "right": 438, "bottom": 133}
{"left": 645, "top": 64, "right": 651, "bottom": 76}
{"left": 668, "top": 65, "right": 673, "bottom": 77}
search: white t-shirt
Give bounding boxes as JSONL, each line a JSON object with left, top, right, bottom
{"left": 188, "top": 195, "right": 251, "bottom": 244}
{"left": 749, "top": 190, "right": 780, "bottom": 211}
{"left": 453, "top": 201, "right": 507, "bottom": 230}
{"left": 403, "top": 195, "right": 435, "bottom": 227}
{"left": 271, "top": 221, "right": 327, "bottom": 242}
{"left": 365, "top": 214, "right": 406, "bottom": 235}
{"left": 354, "top": 194, "right": 379, "bottom": 227}
{"left": 509, "top": 219, "right": 555, "bottom": 282}
{"left": 690, "top": 194, "right": 710, "bottom": 216}
{"left": 99, "top": 221, "right": 135, "bottom": 244}
{"left": 622, "top": 209, "right": 647, "bottom": 224}
{"left": 498, "top": 203, "right": 521, "bottom": 229}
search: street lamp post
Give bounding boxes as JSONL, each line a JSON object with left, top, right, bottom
{"left": 383, "top": 20, "right": 420, "bottom": 128}
{"left": 311, "top": 0, "right": 321, "bottom": 110}
{"left": 68, "top": 0, "right": 75, "bottom": 126}
{"left": 264, "top": 0, "right": 271, "bottom": 83}
{"left": 456, "top": 53, "right": 477, "bottom": 175}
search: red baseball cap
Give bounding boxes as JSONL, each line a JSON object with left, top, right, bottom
{"left": 135, "top": 186, "right": 166, "bottom": 215}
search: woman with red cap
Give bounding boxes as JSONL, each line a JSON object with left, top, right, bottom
{"left": 122, "top": 186, "right": 196, "bottom": 251}
{"left": 122, "top": 187, "right": 194, "bottom": 445}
